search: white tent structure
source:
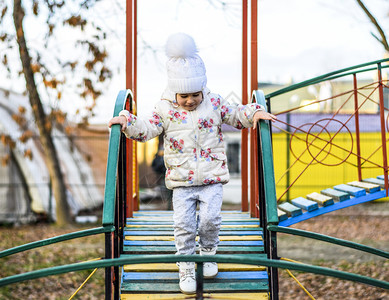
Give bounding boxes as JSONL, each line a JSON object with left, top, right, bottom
{"left": 0, "top": 88, "right": 103, "bottom": 223}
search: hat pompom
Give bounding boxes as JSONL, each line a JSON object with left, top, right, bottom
{"left": 165, "top": 33, "right": 198, "bottom": 58}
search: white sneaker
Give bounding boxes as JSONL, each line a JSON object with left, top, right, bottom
{"left": 178, "top": 262, "right": 196, "bottom": 294}
{"left": 200, "top": 248, "right": 218, "bottom": 278}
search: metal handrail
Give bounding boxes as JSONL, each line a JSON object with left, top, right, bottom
{"left": 0, "top": 90, "right": 133, "bottom": 300}
{"left": 102, "top": 89, "right": 132, "bottom": 226}
{"left": 255, "top": 59, "right": 389, "bottom": 299}
{"left": 102, "top": 89, "right": 133, "bottom": 299}
{"left": 267, "top": 225, "right": 389, "bottom": 259}
{"left": 0, "top": 226, "right": 114, "bottom": 259}
{"left": 266, "top": 58, "right": 389, "bottom": 99}
{"left": 253, "top": 90, "right": 278, "bottom": 224}
{"left": 0, "top": 254, "right": 388, "bottom": 290}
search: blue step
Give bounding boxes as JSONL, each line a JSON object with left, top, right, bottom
{"left": 291, "top": 197, "right": 319, "bottom": 212}
{"left": 333, "top": 184, "right": 366, "bottom": 197}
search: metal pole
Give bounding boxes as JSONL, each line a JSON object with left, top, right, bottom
{"left": 269, "top": 231, "right": 279, "bottom": 300}
{"left": 353, "top": 74, "right": 362, "bottom": 181}
{"left": 241, "top": 0, "right": 249, "bottom": 212}
{"left": 250, "top": 0, "right": 258, "bottom": 217}
{"left": 114, "top": 194, "right": 120, "bottom": 300}
{"left": 286, "top": 112, "right": 290, "bottom": 201}
{"left": 377, "top": 63, "right": 389, "bottom": 196}
{"left": 105, "top": 232, "right": 113, "bottom": 300}
{"left": 126, "top": 0, "right": 133, "bottom": 91}
{"left": 133, "top": 0, "right": 139, "bottom": 212}
{"left": 126, "top": 0, "right": 133, "bottom": 219}
{"left": 196, "top": 262, "right": 204, "bottom": 299}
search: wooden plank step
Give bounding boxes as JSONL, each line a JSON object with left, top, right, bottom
{"left": 126, "top": 225, "right": 261, "bottom": 230}
{"left": 123, "top": 271, "right": 268, "bottom": 281}
{"left": 122, "top": 246, "right": 264, "bottom": 253}
{"left": 127, "top": 221, "right": 260, "bottom": 225}
{"left": 121, "top": 280, "right": 268, "bottom": 293}
{"left": 133, "top": 210, "right": 255, "bottom": 218}
{"left": 121, "top": 292, "right": 269, "bottom": 299}
{"left": 363, "top": 177, "right": 385, "bottom": 188}
{"left": 132, "top": 210, "right": 251, "bottom": 215}
{"left": 347, "top": 181, "right": 380, "bottom": 193}
{"left": 123, "top": 246, "right": 175, "bottom": 253}
{"left": 333, "top": 184, "right": 366, "bottom": 197}
{"left": 321, "top": 188, "right": 350, "bottom": 202}
{"left": 123, "top": 263, "right": 267, "bottom": 272}
{"left": 124, "top": 240, "right": 264, "bottom": 246}
{"left": 132, "top": 211, "right": 255, "bottom": 215}
{"left": 278, "top": 202, "right": 302, "bottom": 217}
{"left": 291, "top": 197, "right": 318, "bottom": 212}
{"left": 125, "top": 235, "right": 262, "bottom": 241}
{"left": 306, "top": 192, "right": 334, "bottom": 206}
{"left": 133, "top": 210, "right": 174, "bottom": 214}
{"left": 130, "top": 215, "right": 255, "bottom": 220}
{"left": 129, "top": 210, "right": 251, "bottom": 218}
{"left": 277, "top": 209, "right": 288, "bottom": 222}
{"left": 124, "top": 230, "right": 262, "bottom": 236}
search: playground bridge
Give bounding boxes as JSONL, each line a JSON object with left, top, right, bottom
{"left": 1, "top": 59, "right": 389, "bottom": 299}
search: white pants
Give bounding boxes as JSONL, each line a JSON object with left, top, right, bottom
{"left": 172, "top": 184, "right": 223, "bottom": 255}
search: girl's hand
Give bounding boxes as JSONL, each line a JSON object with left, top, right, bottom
{"left": 108, "top": 115, "right": 128, "bottom": 131}
{"left": 252, "top": 111, "right": 277, "bottom": 129}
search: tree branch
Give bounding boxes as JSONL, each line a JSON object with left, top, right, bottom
{"left": 355, "top": 0, "right": 389, "bottom": 52}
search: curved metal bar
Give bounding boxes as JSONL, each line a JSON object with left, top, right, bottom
{"left": 0, "top": 254, "right": 387, "bottom": 290}
{"left": 252, "top": 90, "right": 278, "bottom": 224}
{"left": 268, "top": 225, "right": 389, "bottom": 259}
{"left": 266, "top": 58, "right": 389, "bottom": 99}
{"left": 0, "top": 226, "right": 114, "bottom": 259}
{"left": 290, "top": 64, "right": 389, "bottom": 90}
{"left": 102, "top": 90, "right": 133, "bottom": 226}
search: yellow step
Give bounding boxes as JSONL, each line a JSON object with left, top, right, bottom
{"left": 123, "top": 263, "right": 266, "bottom": 272}
{"left": 125, "top": 235, "right": 262, "bottom": 241}
{"left": 126, "top": 224, "right": 260, "bottom": 228}
{"left": 121, "top": 292, "right": 268, "bottom": 299}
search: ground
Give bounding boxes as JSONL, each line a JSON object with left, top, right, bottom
{"left": 0, "top": 201, "right": 388, "bottom": 299}
{"left": 277, "top": 201, "right": 389, "bottom": 300}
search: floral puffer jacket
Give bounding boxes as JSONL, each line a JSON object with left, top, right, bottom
{"left": 119, "top": 88, "right": 264, "bottom": 190}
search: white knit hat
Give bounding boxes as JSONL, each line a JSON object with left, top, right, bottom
{"left": 165, "top": 33, "right": 207, "bottom": 94}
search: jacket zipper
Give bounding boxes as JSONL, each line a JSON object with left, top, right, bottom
{"left": 191, "top": 109, "right": 200, "bottom": 186}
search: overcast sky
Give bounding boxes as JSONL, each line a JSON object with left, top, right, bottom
{"left": 2, "top": 0, "right": 389, "bottom": 123}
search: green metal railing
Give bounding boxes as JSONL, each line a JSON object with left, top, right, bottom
{"left": 0, "top": 89, "right": 132, "bottom": 300}
{"left": 252, "top": 90, "right": 279, "bottom": 298}
{"left": 257, "top": 58, "right": 389, "bottom": 299}
{"left": 266, "top": 58, "right": 389, "bottom": 99}
{"left": 0, "top": 227, "right": 114, "bottom": 259}
{"left": 101, "top": 89, "right": 133, "bottom": 299}
{"left": 267, "top": 225, "right": 389, "bottom": 259}
{"left": 1, "top": 255, "right": 388, "bottom": 289}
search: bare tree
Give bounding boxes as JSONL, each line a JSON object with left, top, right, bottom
{"left": 1, "top": 0, "right": 113, "bottom": 225}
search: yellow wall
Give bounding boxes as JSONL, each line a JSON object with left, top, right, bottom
{"left": 135, "top": 131, "right": 387, "bottom": 201}
{"left": 273, "top": 132, "right": 386, "bottom": 201}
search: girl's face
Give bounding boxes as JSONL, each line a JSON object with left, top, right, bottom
{"left": 176, "top": 92, "right": 203, "bottom": 111}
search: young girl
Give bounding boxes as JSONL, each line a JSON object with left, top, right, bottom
{"left": 108, "top": 33, "right": 276, "bottom": 294}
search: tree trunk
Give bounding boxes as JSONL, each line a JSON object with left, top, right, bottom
{"left": 13, "top": 0, "right": 72, "bottom": 225}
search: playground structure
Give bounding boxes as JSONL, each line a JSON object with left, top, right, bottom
{"left": 1, "top": 0, "right": 389, "bottom": 299}
{"left": 0, "top": 59, "right": 389, "bottom": 299}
